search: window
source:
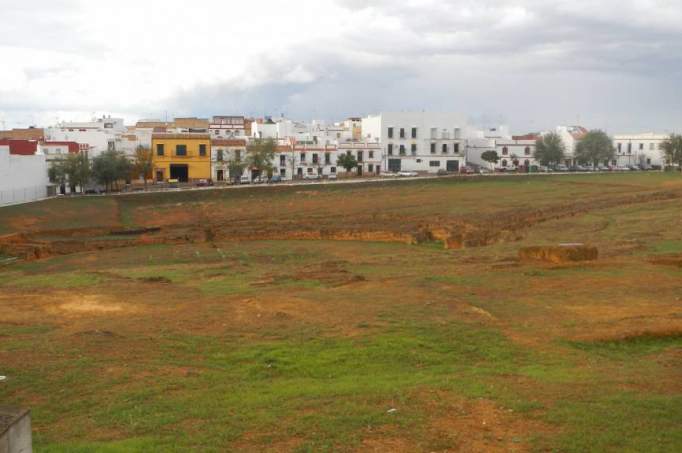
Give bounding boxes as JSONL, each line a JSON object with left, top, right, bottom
{"left": 156, "top": 144, "right": 165, "bottom": 156}
{"left": 368, "top": 150, "right": 374, "bottom": 159}
{"left": 214, "top": 130, "right": 219, "bottom": 135}
{"left": 387, "top": 127, "right": 394, "bottom": 138}
{"left": 330, "top": 166, "right": 336, "bottom": 173}
{"left": 454, "top": 143, "right": 460, "bottom": 154}
{"left": 627, "top": 143, "right": 632, "bottom": 154}
{"left": 502, "top": 159, "right": 507, "bottom": 167}
{"left": 411, "top": 144, "right": 417, "bottom": 156}
{"left": 442, "top": 144, "right": 448, "bottom": 154}
{"left": 524, "top": 146, "right": 530, "bottom": 155}
{"left": 430, "top": 143, "right": 436, "bottom": 154}
{"left": 300, "top": 152, "right": 306, "bottom": 162}
{"left": 388, "top": 144, "right": 393, "bottom": 155}
{"left": 368, "top": 164, "right": 374, "bottom": 172}
{"left": 199, "top": 144, "right": 207, "bottom": 156}
{"left": 639, "top": 143, "right": 644, "bottom": 150}
{"left": 235, "top": 150, "right": 241, "bottom": 160}
{"left": 399, "top": 128, "right": 405, "bottom": 139}
{"left": 307, "top": 168, "right": 313, "bottom": 174}
{"left": 312, "top": 153, "right": 319, "bottom": 164}
{"left": 502, "top": 146, "right": 508, "bottom": 155}
{"left": 411, "top": 127, "right": 417, "bottom": 139}
{"left": 176, "top": 144, "right": 187, "bottom": 156}
{"left": 617, "top": 143, "right": 622, "bottom": 153}
{"left": 217, "top": 150, "right": 224, "bottom": 161}
{"left": 280, "top": 155, "right": 286, "bottom": 166}
{"left": 217, "top": 170, "right": 224, "bottom": 181}
{"left": 280, "top": 168, "right": 286, "bottom": 177}
{"left": 357, "top": 151, "right": 363, "bottom": 162}
{"left": 325, "top": 152, "right": 331, "bottom": 164}
{"left": 429, "top": 160, "right": 440, "bottom": 167}
{"left": 399, "top": 145, "right": 406, "bottom": 155}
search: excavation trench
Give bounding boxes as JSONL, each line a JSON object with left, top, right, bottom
{"left": 1, "top": 188, "right": 680, "bottom": 261}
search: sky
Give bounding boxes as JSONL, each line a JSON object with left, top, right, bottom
{"left": 1, "top": 0, "right": 681, "bottom": 133}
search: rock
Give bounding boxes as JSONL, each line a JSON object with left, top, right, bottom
{"left": 519, "top": 243, "right": 598, "bottom": 264}
{"left": 386, "top": 408, "right": 398, "bottom": 414}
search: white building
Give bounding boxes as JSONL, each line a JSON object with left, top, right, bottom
{"left": 0, "top": 146, "right": 49, "bottom": 206}
{"left": 45, "top": 116, "right": 127, "bottom": 157}
{"left": 613, "top": 133, "right": 668, "bottom": 168}
{"left": 337, "top": 142, "right": 382, "bottom": 176}
{"left": 210, "top": 139, "right": 248, "bottom": 182}
{"left": 209, "top": 116, "right": 247, "bottom": 139}
{"left": 555, "top": 126, "right": 588, "bottom": 166}
{"left": 361, "top": 112, "right": 471, "bottom": 173}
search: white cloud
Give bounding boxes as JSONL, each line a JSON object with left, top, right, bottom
{"left": 0, "top": 0, "right": 681, "bottom": 132}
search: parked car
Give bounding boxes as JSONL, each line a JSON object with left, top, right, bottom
{"left": 555, "top": 164, "right": 569, "bottom": 172}
{"left": 268, "top": 175, "right": 282, "bottom": 183}
{"left": 398, "top": 171, "right": 418, "bottom": 177}
{"left": 460, "top": 166, "right": 476, "bottom": 175}
{"left": 478, "top": 167, "right": 493, "bottom": 174}
{"left": 572, "top": 165, "right": 589, "bottom": 172}
{"left": 615, "top": 165, "right": 631, "bottom": 171}
{"left": 304, "top": 173, "right": 321, "bottom": 180}
{"left": 596, "top": 165, "right": 609, "bottom": 172}
{"left": 327, "top": 173, "right": 337, "bottom": 180}
{"left": 239, "top": 175, "right": 251, "bottom": 184}
{"left": 252, "top": 176, "right": 265, "bottom": 184}
{"left": 195, "top": 179, "right": 209, "bottom": 187}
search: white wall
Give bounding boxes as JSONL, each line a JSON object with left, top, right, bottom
{"left": 362, "top": 112, "right": 470, "bottom": 173}
{"left": 0, "top": 147, "right": 49, "bottom": 206}
{"left": 613, "top": 133, "right": 667, "bottom": 168}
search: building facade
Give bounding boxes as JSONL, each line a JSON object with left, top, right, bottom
{"left": 45, "top": 116, "right": 127, "bottom": 157}
{"left": 613, "top": 133, "right": 667, "bottom": 168}
{"left": 151, "top": 134, "right": 211, "bottom": 182}
{"left": 210, "top": 139, "right": 247, "bottom": 182}
{"left": 496, "top": 137, "right": 537, "bottom": 170}
{"left": 361, "top": 112, "right": 469, "bottom": 173}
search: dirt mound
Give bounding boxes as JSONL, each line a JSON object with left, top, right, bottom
{"left": 519, "top": 244, "right": 598, "bottom": 263}
{"left": 649, "top": 255, "right": 682, "bottom": 268}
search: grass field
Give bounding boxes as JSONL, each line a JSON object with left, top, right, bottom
{"left": 1, "top": 173, "right": 681, "bottom": 452}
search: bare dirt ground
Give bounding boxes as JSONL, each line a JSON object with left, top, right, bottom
{"left": 0, "top": 173, "right": 681, "bottom": 452}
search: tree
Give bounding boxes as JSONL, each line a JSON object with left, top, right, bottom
{"left": 481, "top": 150, "right": 499, "bottom": 171}
{"left": 246, "top": 138, "right": 276, "bottom": 179}
{"left": 661, "top": 134, "right": 682, "bottom": 170}
{"left": 92, "top": 150, "right": 130, "bottom": 192}
{"left": 48, "top": 160, "right": 68, "bottom": 193}
{"left": 534, "top": 132, "right": 565, "bottom": 167}
{"left": 575, "top": 130, "right": 614, "bottom": 167}
{"left": 337, "top": 152, "right": 358, "bottom": 173}
{"left": 63, "top": 153, "right": 91, "bottom": 193}
{"left": 133, "top": 145, "right": 153, "bottom": 190}
{"left": 228, "top": 157, "right": 246, "bottom": 183}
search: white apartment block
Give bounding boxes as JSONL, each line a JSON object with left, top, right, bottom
{"left": 613, "top": 133, "right": 668, "bottom": 168}
{"left": 45, "top": 116, "right": 127, "bottom": 157}
{"left": 361, "top": 112, "right": 470, "bottom": 173}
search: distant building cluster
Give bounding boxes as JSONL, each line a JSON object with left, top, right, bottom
{"left": 0, "top": 112, "right": 674, "bottom": 206}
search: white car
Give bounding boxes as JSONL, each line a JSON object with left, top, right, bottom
{"left": 304, "top": 173, "right": 321, "bottom": 180}
{"left": 327, "top": 173, "right": 337, "bottom": 180}
{"left": 398, "top": 171, "right": 418, "bottom": 177}
{"left": 239, "top": 175, "right": 251, "bottom": 184}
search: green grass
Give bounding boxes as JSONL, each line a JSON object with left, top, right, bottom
{"left": 568, "top": 333, "right": 682, "bottom": 358}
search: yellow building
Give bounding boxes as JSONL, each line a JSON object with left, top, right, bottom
{"left": 151, "top": 134, "right": 211, "bottom": 182}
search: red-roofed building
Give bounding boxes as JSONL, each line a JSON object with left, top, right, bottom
{"left": 0, "top": 139, "right": 39, "bottom": 156}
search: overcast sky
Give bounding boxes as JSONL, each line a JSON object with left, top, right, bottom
{"left": 1, "top": 0, "right": 681, "bottom": 133}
